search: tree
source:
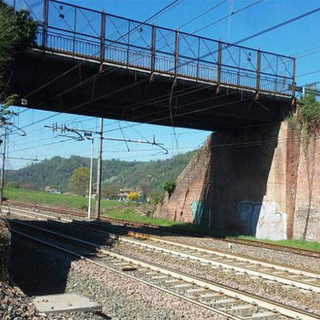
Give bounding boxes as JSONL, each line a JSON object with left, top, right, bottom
{"left": 68, "top": 167, "right": 90, "bottom": 197}
{"left": 0, "top": 1, "right": 38, "bottom": 122}
{"left": 127, "top": 191, "right": 139, "bottom": 201}
{"left": 137, "top": 181, "right": 150, "bottom": 197}
{"left": 102, "top": 182, "right": 120, "bottom": 200}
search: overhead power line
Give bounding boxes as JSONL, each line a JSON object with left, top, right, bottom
{"left": 179, "top": 0, "right": 227, "bottom": 29}
{"left": 44, "top": 124, "right": 169, "bottom": 154}
{"left": 193, "top": 0, "right": 263, "bottom": 34}
{"left": 7, "top": 156, "right": 41, "bottom": 161}
{"left": 232, "top": 7, "right": 320, "bottom": 47}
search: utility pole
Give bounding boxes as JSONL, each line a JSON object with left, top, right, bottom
{"left": 0, "top": 129, "right": 7, "bottom": 204}
{"left": 87, "top": 135, "right": 94, "bottom": 219}
{"left": 95, "top": 118, "right": 103, "bottom": 219}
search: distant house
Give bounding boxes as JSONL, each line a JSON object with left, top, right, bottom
{"left": 118, "top": 188, "right": 134, "bottom": 201}
{"left": 44, "top": 186, "right": 61, "bottom": 194}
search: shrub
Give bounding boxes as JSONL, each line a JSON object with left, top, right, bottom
{"left": 163, "top": 180, "right": 176, "bottom": 195}
{"left": 299, "top": 93, "right": 320, "bottom": 134}
{"left": 127, "top": 191, "right": 139, "bottom": 201}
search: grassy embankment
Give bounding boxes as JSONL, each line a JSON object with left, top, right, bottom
{"left": 3, "top": 187, "right": 202, "bottom": 230}
{"left": 3, "top": 187, "right": 320, "bottom": 252}
{"left": 4, "top": 187, "right": 120, "bottom": 210}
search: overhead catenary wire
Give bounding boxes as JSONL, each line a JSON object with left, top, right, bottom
{"left": 192, "top": 0, "right": 264, "bottom": 34}
{"left": 178, "top": 0, "right": 227, "bottom": 29}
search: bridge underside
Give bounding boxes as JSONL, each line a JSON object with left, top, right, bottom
{"left": 9, "top": 50, "right": 293, "bottom": 131}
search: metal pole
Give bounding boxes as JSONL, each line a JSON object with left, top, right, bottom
{"left": 126, "top": 21, "right": 131, "bottom": 67}
{"left": 256, "top": 49, "right": 261, "bottom": 99}
{"left": 174, "top": 29, "right": 179, "bottom": 80}
{"left": 150, "top": 23, "right": 156, "bottom": 76}
{"left": 95, "top": 118, "right": 103, "bottom": 219}
{"left": 73, "top": 7, "right": 77, "bottom": 56}
{"left": 99, "top": 11, "right": 106, "bottom": 72}
{"left": 87, "top": 137, "right": 94, "bottom": 219}
{"left": 216, "top": 40, "right": 222, "bottom": 93}
{"left": 42, "top": 0, "right": 49, "bottom": 49}
{"left": 0, "top": 130, "right": 7, "bottom": 204}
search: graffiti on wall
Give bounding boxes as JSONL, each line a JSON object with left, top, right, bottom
{"left": 238, "top": 200, "right": 287, "bottom": 240}
{"left": 191, "top": 201, "right": 210, "bottom": 229}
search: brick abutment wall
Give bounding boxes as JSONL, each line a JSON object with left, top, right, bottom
{"left": 154, "top": 121, "right": 320, "bottom": 241}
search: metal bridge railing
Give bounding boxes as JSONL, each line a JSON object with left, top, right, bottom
{"left": 7, "top": 0, "right": 296, "bottom": 98}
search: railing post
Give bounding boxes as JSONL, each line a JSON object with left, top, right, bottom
{"left": 255, "top": 49, "right": 261, "bottom": 99}
{"left": 291, "top": 57, "right": 296, "bottom": 104}
{"left": 72, "top": 7, "right": 77, "bottom": 56}
{"left": 99, "top": 10, "right": 106, "bottom": 72}
{"left": 174, "top": 29, "right": 179, "bottom": 84}
{"left": 196, "top": 37, "right": 200, "bottom": 80}
{"left": 126, "top": 21, "right": 131, "bottom": 67}
{"left": 216, "top": 40, "right": 222, "bottom": 93}
{"left": 42, "top": 0, "right": 49, "bottom": 49}
{"left": 150, "top": 23, "right": 156, "bottom": 81}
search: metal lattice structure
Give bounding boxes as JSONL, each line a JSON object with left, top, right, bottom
{"left": 7, "top": 0, "right": 295, "bottom": 98}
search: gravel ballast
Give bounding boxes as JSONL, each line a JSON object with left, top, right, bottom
{"left": 108, "top": 239, "right": 320, "bottom": 315}
{"left": 66, "top": 260, "right": 226, "bottom": 320}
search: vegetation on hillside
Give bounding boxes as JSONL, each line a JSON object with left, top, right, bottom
{"left": 6, "top": 151, "right": 196, "bottom": 194}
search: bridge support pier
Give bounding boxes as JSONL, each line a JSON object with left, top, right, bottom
{"left": 155, "top": 120, "right": 320, "bottom": 241}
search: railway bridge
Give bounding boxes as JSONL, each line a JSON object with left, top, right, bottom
{"left": 5, "top": 0, "right": 304, "bottom": 240}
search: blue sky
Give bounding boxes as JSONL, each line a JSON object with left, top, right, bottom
{"left": 5, "top": 0, "right": 320, "bottom": 169}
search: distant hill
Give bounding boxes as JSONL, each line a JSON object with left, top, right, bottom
{"left": 6, "top": 151, "right": 196, "bottom": 192}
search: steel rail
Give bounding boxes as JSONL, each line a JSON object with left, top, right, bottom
{"left": 11, "top": 209, "right": 320, "bottom": 293}
{"left": 10, "top": 219, "right": 319, "bottom": 320}
{"left": 4, "top": 203, "right": 320, "bottom": 259}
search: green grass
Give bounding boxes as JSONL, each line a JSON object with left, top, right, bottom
{"left": 4, "top": 187, "right": 121, "bottom": 211}
{"left": 230, "top": 235, "right": 320, "bottom": 252}
{"left": 4, "top": 186, "right": 204, "bottom": 232}
{"left": 5, "top": 187, "right": 320, "bottom": 252}
{"left": 103, "top": 205, "right": 209, "bottom": 233}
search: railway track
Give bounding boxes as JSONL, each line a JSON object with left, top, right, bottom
{"left": 5, "top": 206, "right": 320, "bottom": 295}
{"left": 9, "top": 218, "right": 319, "bottom": 320}
{"left": 3, "top": 202, "right": 320, "bottom": 259}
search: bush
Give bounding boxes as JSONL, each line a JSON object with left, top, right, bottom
{"left": 163, "top": 180, "right": 176, "bottom": 195}
{"left": 299, "top": 93, "right": 320, "bottom": 134}
{"left": 127, "top": 191, "right": 139, "bottom": 201}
